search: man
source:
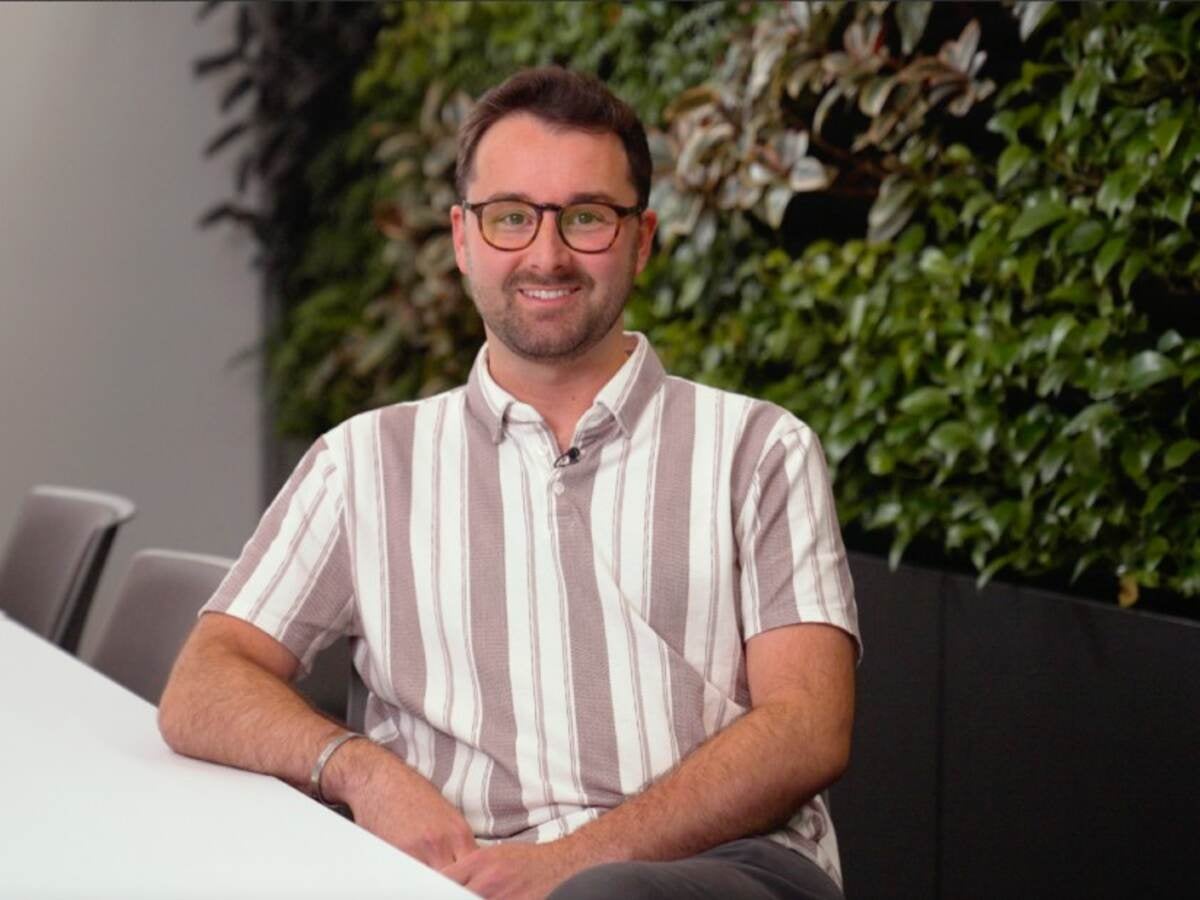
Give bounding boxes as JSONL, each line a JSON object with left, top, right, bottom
{"left": 160, "top": 67, "right": 859, "bottom": 900}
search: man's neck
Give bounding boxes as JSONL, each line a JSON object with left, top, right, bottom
{"left": 486, "top": 330, "right": 632, "bottom": 453}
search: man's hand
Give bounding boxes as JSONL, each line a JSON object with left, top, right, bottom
{"left": 326, "top": 739, "right": 478, "bottom": 869}
{"left": 160, "top": 615, "right": 478, "bottom": 869}
{"left": 442, "top": 839, "right": 591, "bottom": 900}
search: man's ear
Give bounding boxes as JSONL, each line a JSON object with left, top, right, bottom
{"left": 634, "top": 209, "right": 658, "bottom": 275}
{"left": 451, "top": 204, "right": 468, "bottom": 274}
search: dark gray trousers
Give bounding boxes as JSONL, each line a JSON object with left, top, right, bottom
{"left": 546, "top": 838, "right": 844, "bottom": 900}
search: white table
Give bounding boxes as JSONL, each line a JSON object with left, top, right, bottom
{"left": 0, "top": 616, "right": 473, "bottom": 898}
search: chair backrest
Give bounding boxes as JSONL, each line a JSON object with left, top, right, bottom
{"left": 86, "top": 549, "right": 232, "bottom": 704}
{"left": 0, "top": 485, "right": 136, "bottom": 651}
{"left": 346, "top": 659, "right": 369, "bottom": 733}
{"left": 296, "top": 633, "right": 354, "bottom": 723}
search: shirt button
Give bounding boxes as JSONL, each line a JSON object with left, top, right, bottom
{"left": 553, "top": 481, "right": 565, "bottom": 496}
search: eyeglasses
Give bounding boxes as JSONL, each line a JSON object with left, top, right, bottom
{"left": 462, "top": 199, "right": 644, "bottom": 253}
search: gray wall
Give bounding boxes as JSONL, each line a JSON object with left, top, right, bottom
{"left": 0, "top": 2, "right": 262, "bottom": 655}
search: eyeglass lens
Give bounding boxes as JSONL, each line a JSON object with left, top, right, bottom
{"left": 480, "top": 201, "right": 620, "bottom": 251}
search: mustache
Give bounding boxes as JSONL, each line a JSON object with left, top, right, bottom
{"left": 503, "top": 270, "right": 594, "bottom": 292}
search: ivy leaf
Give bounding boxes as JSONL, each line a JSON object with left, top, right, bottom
{"left": 1037, "top": 439, "right": 1070, "bottom": 484}
{"left": 997, "top": 143, "right": 1033, "bottom": 188}
{"left": 1142, "top": 482, "right": 1177, "bottom": 516}
{"left": 919, "top": 247, "right": 956, "bottom": 282}
{"left": 1017, "top": 250, "right": 1039, "bottom": 294}
{"left": 1120, "top": 439, "right": 1158, "bottom": 480}
{"left": 1059, "top": 76, "right": 1079, "bottom": 126}
{"left": 1036, "top": 362, "right": 1075, "bottom": 396}
{"left": 678, "top": 272, "right": 704, "bottom": 310}
{"left": 1163, "top": 439, "right": 1200, "bottom": 470}
{"left": 790, "top": 157, "right": 830, "bottom": 193}
{"left": 748, "top": 32, "right": 789, "bottom": 102}
{"left": 1123, "top": 446, "right": 1152, "bottom": 482}
{"left": 930, "top": 421, "right": 975, "bottom": 455}
{"left": 1185, "top": 360, "right": 1200, "bottom": 390}
{"left": 1072, "top": 552, "right": 1101, "bottom": 584}
{"left": 1048, "top": 314, "right": 1077, "bottom": 359}
{"left": 1016, "top": 1, "right": 1057, "bottom": 41}
{"left": 1077, "top": 64, "right": 1101, "bottom": 116}
{"left": 813, "top": 84, "right": 844, "bottom": 136}
{"left": 895, "top": 1, "right": 933, "bottom": 55}
{"left": 676, "top": 121, "right": 735, "bottom": 175}
{"left": 888, "top": 532, "right": 912, "bottom": 571}
{"left": 869, "top": 501, "right": 903, "bottom": 528}
{"left": 859, "top": 76, "right": 897, "bottom": 118}
{"left": 1125, "top": 351, "right": 1179, "bottom": 391}
{"left": 867, "top": 442, "right": 896, "bottom": 475}
{"left": 1163, "top": 191, "right": 1192, "bottom": 227}
{"left": 1064, "top": 401, "right": 1117, "bottom": 435}
{"left": 1151, "top": 116, "right": 1184, "bottom": 160}
{"left": 1065, "top": 219, "right": 1105, "bottom": 255}
{"left": 868, "top": 177, "right": 918, "bottom": 244}
{"left": 1009, "top": 199, "right": 1069, "bottom": 239}
{"left": 986, "top": 110, "right": 1021, "bottom": 143}
{"left": 895, "top": 223, "right": 927, "bottom": 257}
{"left": 1119, "top": 252, "right": 1147, "bottom": 296}
{"left": 1038, "top": 102, "right": 1059, "bottom": 144}
{"left": 977, "top": 551, "right": 1019, "bottom": 589}
{"left": 898, "top": 386, "right": 952, "bottom": 416}
{"left": 1157, "top": 330, "right": 1184, "bottom": 353}
{"left": 763, "top": 184, "right": 793, "bottom": 229}
{"left": 1092, "top": 236, "right": 1127, "bottom": 284}
{"left": 1097, "top": 169, "right": 1141, "bottom": 218}
{"left": 943, "top": 20, "right": 983, "bottom": 75}
{"left": 1079, "top": 318, "right": 1110, "bottom": 350}
{"left": 1072, "top": 429, "right": 1102, "bottom": 475}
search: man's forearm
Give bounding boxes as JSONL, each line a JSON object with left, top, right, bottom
{"left": 561, "top": 697, "right": 847, "bottom": 866}
{"left": 158, "top": 635, "right": 345, "bottom": 791}
{"left": 158, "top": 618, "right": 479, "bottom": 866}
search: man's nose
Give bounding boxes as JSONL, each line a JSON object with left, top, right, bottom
{"left": 525, "top": 212, "right": 574, "bottom": 270}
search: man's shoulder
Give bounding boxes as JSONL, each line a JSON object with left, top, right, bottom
{"left": 663, "top": 375, "right": 815, "bottom": 450}
{"left": 320, "top": 386, "right": 469, "bottom": 447}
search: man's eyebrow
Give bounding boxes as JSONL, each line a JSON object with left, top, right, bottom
{"left": 473, "top": 191, "right": 633, "bottom": 205}
{"left": 566, "top": 191, "right": 629, "bottom": 205}
{"left": 476, "top": 192, "right": 536, "bottom": 204}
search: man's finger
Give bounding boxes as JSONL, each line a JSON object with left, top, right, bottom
{"left": 452, "top": 833, "right": 480, "bottom": 860}
{"left": 431, "top": 828, "right": 473, "bottom": 869}
{"left": 441, "top": 856, "right": 474, "bottom": 883}
{"left": 413, "top": 838, "right": 454, "bottom": 873}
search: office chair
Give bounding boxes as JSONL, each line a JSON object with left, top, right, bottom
{"left": 87, "top": 548, "right": 231, "bottom": 704}
{"left": 0, "top": 484, "right": 135, "bottom": 652}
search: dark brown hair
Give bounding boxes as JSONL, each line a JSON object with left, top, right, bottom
{"left": 455, "top": 66, "right": 651, "bottom": 207}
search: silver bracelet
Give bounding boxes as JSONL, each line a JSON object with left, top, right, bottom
{"left": 309, "top": 731, "right": 365, "bottom": 805}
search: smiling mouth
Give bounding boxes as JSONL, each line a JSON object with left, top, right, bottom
{"left": 517, "top": 286, "right": 581, "bottom": 301}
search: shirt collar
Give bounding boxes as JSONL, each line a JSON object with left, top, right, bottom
{"left": 465, "top": 332, "right": 666, "bottom": 444}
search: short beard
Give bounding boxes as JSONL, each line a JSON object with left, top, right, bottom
{"left": 466, "top": 255, "right": 636, "bottom": 363}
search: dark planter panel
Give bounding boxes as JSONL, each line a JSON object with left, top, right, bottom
{"left": 941, "top": 579, "right": 1200, "bottom": 899}
{"left": 833, "top": 553, "right": 943, "bottom": 900}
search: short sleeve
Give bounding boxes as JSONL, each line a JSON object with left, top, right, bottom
{"left": 203, "top": 435, "right": 355, "bottom": 674}
{"left": 736, "top": 420, "right": 861, "bottom": 659}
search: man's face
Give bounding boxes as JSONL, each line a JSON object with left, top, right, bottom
{"left": 451, "top": 113, "right": 657, "bottom": 364}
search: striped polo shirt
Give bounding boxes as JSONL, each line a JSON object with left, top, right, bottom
{"left": 205, "top": 332, "right": 860, "bottom": 887}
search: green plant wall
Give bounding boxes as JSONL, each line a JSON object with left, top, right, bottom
{"left": 273, "top": 1, "right": 751, "bottom": 434}
{"left": 203, "top": 1, "right": 1200, "bottom": 604}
